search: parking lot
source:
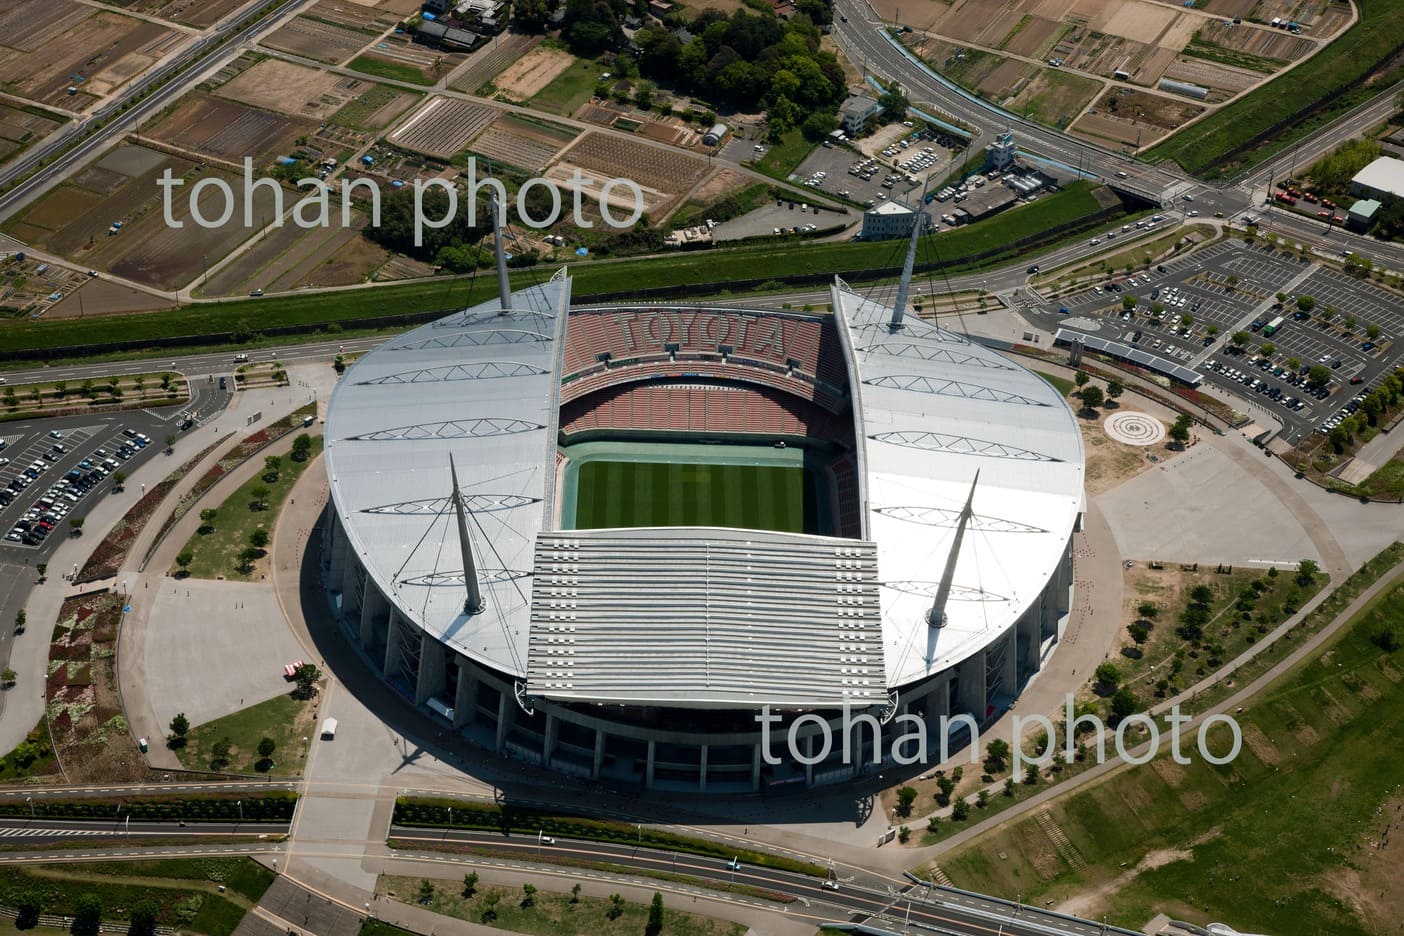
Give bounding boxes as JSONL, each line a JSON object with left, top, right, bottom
{"left": 1028, "top": 238, "right": 1401, "bottom": 444}
{"left": 0, "top": 372, "right": 230, "bottom": 559}
{"left": 788, "top": 126, "right": 964, "bottom": 210}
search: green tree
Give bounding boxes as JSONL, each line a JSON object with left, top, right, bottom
{"left": 168, "top": 712, "right": 189, "bottom": 748}
{"left": 1128, "top": 622, "right": 1150, "bottom": 646}
{"left": 1296, "top": 294, "right": 1316, "bottom": 312}
{"left": 165, "top": 433, "right": 176, "bottom": 453}
{"left": 1074, "top": 370, "right": 1090, "bottom": 388}
{"left": 257, "top": 737, "right": 276, "bottom": 766}
{"left": 73, "top": 893, "right": 102, "bottom": 936}
{"left": 935, "top": 774, "right": 956, "bottom": 806}
{"left": 1366, "top": 323, "right": 1381, "bottom": 340}
{"left": 1137, "top": 601, "right": 1158, "bottom": 619}
{"left": 1230, "top": 331, "right": 1249, "bottom": 346}
{"left": 113, "top": 471, "right": 127, "bottom": 490}
{"left": 976, "top": 789, "right": 990, "bottom": 809}
{"left": 263, "top": 455, "right": 281, "bottom": 482}
{"left": 984, "top": 739, "right": 1011, "bottom": 774}
{"left": 896, "top": 785, "right": 918, "bottom": 816}
{"left": 1025, "top": 763, "right": 1039, "bottom": 785}
{"left": 294, "top": 662, "right": 322, "bottom": 699}
{"left": 1106, "top": 379, "right": 1124, "bottom": 403}
{"left": 1259, "top": 342, "right": 1276, "bottom": 357}
{"left": 13, "top": 609, "right": 25, "bottom": 634}
{"left": 1308, "top": 364, "right": 1331, "bottom": 385}
{"left": 571, "top": 882, "right": 582, "bottom": 903}
{"left": 482, "top": 891, "right": 501, "bottom": 922}
{"left": 951, "top": 797, "right": 970, "bottom": 821}
{"left": 1297, "top": 559, "right": 1320, "bottom": 585}
{"left": 129, "top": 898, "right": 160, "bottom": 936}
{"left": 1003, "top": 777, "right": 1015, "bottom": 797}
{"left": 1344, "top": 315, "right": 1358, "bottom": 331}
{"left": 647, "top": 893, "right": 664, "bottom": 932}
{"left": 291, "top": 433, "right": 313, "bottom": 461}
{"left": 250, "top": 527, "right": 270, "bottom": 550}
{"left": 210, "top": 736, "right": 233, "bottom": 770}
{"left": 14, "top": 888, "right": 42, "bottom": 927}
{"left": 1095, "top": 662, "right": 1120, "bottom": 689}
{"left": 199, "top": 508, "right": 217, "bottom": 533}
{"left": 1286, "top": 356, "right": 1301, "bottom": 371}
{"left": 176, "top": 551, "right": 193, "bottom": 576}
{"left": 250, "top": 485, "right": 270, "bottom": 510}
{"left": 607, "top": 893, "right": 626, "bottom": 920}
{"left": 1170, "top": 414, "right": 1191, "bottom": 447}
{"left": 1079, "top": 384, "right": 1104, "bottom": 410}
{"left": 1, "top": 668, "right": 15, "bottom": 688}
{"left": 418, "top": 879, "right": 435, "bottom": 904}
{"left": 69, "top": 516, "right": 84, "bottom": 535}
{"left": 1121, "top": 295, "right": 1138, "bottom": 311}
{"left": 1206, "top": 324, "right": 1219, "bottom": 336}
{"left": 877, "top": 82, "right": 909, "bottom": 121}
{"left": 1189, "top": 584, "right": 1214, "bottom": 606}
{"left": 1110, "top": 688, "right": 1139, "bottom": 722}
{"left": 463, "top": 872, "right": 479, "bottom": 897}
{"left": 236, "top": 546, "right": 261, "bottom": 574}
{"left": 521, "top": 882, "right": 537, "bottom": 908}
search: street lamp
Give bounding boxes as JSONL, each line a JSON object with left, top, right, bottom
{"left": 237, "top": 799, "right": 243, "bottom": 823}
{"left": 26, "top": 796, "right": 33, "bottom": 817}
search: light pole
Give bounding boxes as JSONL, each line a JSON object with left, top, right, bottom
{"left": 26, "top": 796, "right": 33, "bottom": 817}
{"left": 237, "top": 799, "right": 243, "bottom": 823}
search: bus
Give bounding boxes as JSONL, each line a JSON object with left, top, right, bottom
{"left": 1263, "top": 316, "right": 1284, "bottom": 336}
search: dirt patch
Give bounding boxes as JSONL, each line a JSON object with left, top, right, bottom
{"left": 554, "top": 131, "right": 707, "bottom": 193}
{"left": 1239, "top": 722, "right": 1283, "bottom": 766}
{"left": 1077, "top": 407, "right": 1181, "bottom": 497}
{"left": 1324, "top": 794, "right": 1404, "bottom": 932}
{"left": 46, "top": 279, "right": 172, "bottom": 318}
{"left": 146, "top": 93, "right": 314, "bottom": 165}
{"left": 1094, "top": 86, "right": 1205, "bottom": 131}
{"left": 494, "top": 45, "right": 575, "bottom": 100}
{"left": 217, "top": 58, "right": 347, "bottom": 115}
{"left": 262, "top": 15, "right": 372, "bottom": 64}
{"left": 1058, "top": 845, "right": 1193, "bottom": 918}
{"left": 0, "top": 8, "right": 175, "bottom": 109}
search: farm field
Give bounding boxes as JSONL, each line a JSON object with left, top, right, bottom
{"left": 48, "top": 278, "right": 173, "bottom": 318}
{"left": 492, "top": 44, "right": 576, "bottom": 102}
{"left": 1145, "top": 0, "right": 1404, "bottom": 175}
{"left": 2, "top": 143, "right": 280, "bottom": 291}
{"left": 199, "top": 213, "right": 387, "bottom": 298}
{"left": 213, "top": 58, "right": 408, "bottom": 130}
{"left": 935, "top": 569, "right": 1404, "bottom": 936}
{"left": 145, "top": 93, "right": 316, "bottom": 166}
{"left": 0, "top": 4, "right": 180, "bottom": 109}
{"left": 329, "top": 83, "right": 421, "bottom": 130}
{"left": 548, "top": 131, "right": 709, "bottom": 220}
{"left": 0, "top": 101, "right": 65, "bottom": 169}
{"left": 387, "top": 97, "right": 497, "bottom": 159}
{"left": 530, "top": 55, "right": 610, "bottom": 115}
{"left": 1072, "top": 85, "right": 1205, "bottom": 146}
{"left": 448, "top": 31, "right": 541, "bottom": 93}
{"left": 102, "top": 0, "right": 250, "bottom": 27}
{"left": 467, "top": 113, "right": 577, "bottom": 173}
{"left": 261, "top": 14, "right": 375, "bottom": 64}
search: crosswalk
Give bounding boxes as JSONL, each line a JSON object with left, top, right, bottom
{"left": 0, "top": 827, "right": 110, "bottom": 838}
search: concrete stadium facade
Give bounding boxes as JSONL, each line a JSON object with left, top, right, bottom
{"left": 320, "top": 271, "right": 1083, "bottom": 793}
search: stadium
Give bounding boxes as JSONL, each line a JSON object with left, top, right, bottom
{"left": 320, "top": 269, "right": 1084, "bottom": 792}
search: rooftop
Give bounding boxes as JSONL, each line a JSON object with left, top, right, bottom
{"left": 1352, "top": 156, "right": 1404, "bottom": 198}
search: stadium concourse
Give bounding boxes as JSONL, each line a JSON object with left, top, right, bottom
{"left": 319, "top": 269, "right": 1085, "bottom": 793}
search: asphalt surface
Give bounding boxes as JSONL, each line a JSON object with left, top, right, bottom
{"left": 389, "top": 826, "right": 1140, "bottom": 936}
{"left": 0, "top": 817, "right": 290, "bottom": 843}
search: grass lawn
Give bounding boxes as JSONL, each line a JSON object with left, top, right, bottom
{"left": 382, "top": 876, "right": 747, "bottom": 936}
{"left": 177, "top": 690, "right": 317, "bottom": 776}
{"left": 0, "top": 720, "right": 59, "bottom": 781}
{"left": 1359, "top": 457, "right": 1404, "bottom": 499}
{"left": 529, "top": 56, "right": 602, "bottom": 115}
{"left": 752, "top": 128, "right": 817, "bottom": 179}
{"left": 348, "top": 55, "right": 435, "bottom": 86}
{"left": 1145, "top": 0, "right": 1404, "bottom": 176}
{"left": 0, "top": 184, "right": 1111, "bottom": 364}
{"left": 0, "top": 861, "right": 266, "bottom": 935}
{"left": 1034, "top": 370, "right": 1075, "bottom": 397}
{"left": 175, "top": 436, "right": 322, "bottom": 580}
{"left": 573, "top": 461, "right": 816, "bottom": 533}
{"left": 937, "top": 565, "right": 1404, "bottom": 935}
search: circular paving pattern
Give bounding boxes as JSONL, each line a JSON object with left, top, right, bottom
{"left": 1104, "top": 411, "right": 1165, "bottom": 446}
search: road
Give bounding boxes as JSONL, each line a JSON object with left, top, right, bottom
{"left": 389, "top": 826, "right": 1141, "bottom": 936}
{"left": 0, "top": 817, "right": 289, "bottom": 843}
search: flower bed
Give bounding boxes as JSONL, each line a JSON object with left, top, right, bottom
{"left": 142, "top": 402, "right": 316, "bottom": 566}
{"left": 45, "top": 592, "right": 147, "bottom": 783}
{"left": 75, "top": 434, "right": 225, "bottom": 583}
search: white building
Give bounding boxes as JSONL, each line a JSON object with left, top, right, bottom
{"left": 862, "top": 200, "right": 924, "bottom": 240}
{"left": 1350, "top": 155, "right": 1404, "bottom": 203}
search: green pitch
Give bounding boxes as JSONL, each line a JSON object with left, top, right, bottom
{"left": 573, "top": 460, "right": 818, "bottom": 533}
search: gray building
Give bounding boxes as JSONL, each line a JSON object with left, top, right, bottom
{"left": 840, "top": 94, "right": 884, "bottom": 135}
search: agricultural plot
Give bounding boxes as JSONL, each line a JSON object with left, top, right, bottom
{"left": 448, "top": 32, "right": 540, "bottom": 93}
{"left": 493, "top": 45, "right": 576, "bottom": 102}
{"left": 305, "top": 0, "right": 407, "bottom": 32}
{"left": 329, "top": 83, "right": 420, "bottom": 130}
{"left": 1161, "top": 56, "right": 1258, "bottom": 97}
{"left": 0, "top": 6, "right": 177, "bottom": 109}
{"left": 261, "top": 15, "right": 374, "bottom": 64}
{"left": 0, "top": 102, "right": 64, "bottom": 168}
{"left": 1185, "top": 20, "right": 1313, "bottom": 73}
{"left": 1072, "top": 86, "right": 1204, "bottom": 147}
{"left": 908, "top": 37, "right": 1102, "bottom": 129}
{"left": 102, "top": 0, "right": 250, "bottom": 27}
{"left": 146, "top": 94, "right": 314, "bottom": 165}
{"left": 555, "top": 132, "right": 708, "bottom": 193}
{"left": 216, "top": 58, "right": 350, "bottom": 116}
{"left": 468, "top": 114, "right": 577, "bottom": 173}
{"left": 200, "top": 214, "right": 380, "bottom": 297}
{"left": 388, "top": 97, "right": 496, "bottom": 159}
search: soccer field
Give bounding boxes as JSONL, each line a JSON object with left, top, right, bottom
{"left": 573, "top": 460, "right": 818, "bottom": 533}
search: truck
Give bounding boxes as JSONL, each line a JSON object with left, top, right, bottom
{"left": 320, "top": 718, "right": 338, "bottom": 740}
{"left": 1263, "top": 316, "right": 1284, "bottom": 336}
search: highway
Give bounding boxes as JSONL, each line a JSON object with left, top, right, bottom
{"left": 0, "top": 817, "right": 289, "bottom": 843}
{"left": 389, "top": 826, "right": 1139, "bottom": 936}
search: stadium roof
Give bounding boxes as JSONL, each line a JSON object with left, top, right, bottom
{"left": 325, "top": 270, "right": 1085, "bottom": 704}
{"left": 1352, "top": 156, "right": 1404, "bottom": 200}
{"left": 526, "top": 527, "right": 884, "bottom": 708}
{"left": 834, "top": 281, "right": 1085, "bottom": 690}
